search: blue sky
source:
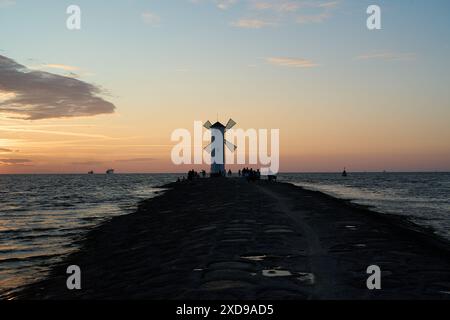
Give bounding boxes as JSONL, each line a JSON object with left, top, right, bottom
{"left": 1, "top": 0, "right": 449, "bottom": 97}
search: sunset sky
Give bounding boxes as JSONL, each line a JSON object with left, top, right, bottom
{"left": 0, "top": 0, "right": 449, "bottom": 173}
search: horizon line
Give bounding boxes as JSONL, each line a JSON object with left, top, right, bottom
{"left": 0, "top": 171, "right": 449, "bottom": 176}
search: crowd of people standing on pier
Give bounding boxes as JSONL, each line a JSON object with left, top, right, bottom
{"left": 178, "top": 167, "right": 270, "bottom": 182}
{"left": 238, "top": 168, "right": 261, "bottom": 181}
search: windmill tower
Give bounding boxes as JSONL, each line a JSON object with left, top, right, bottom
{"left": 204, "top": 119, "right": 237, "bottom": 177}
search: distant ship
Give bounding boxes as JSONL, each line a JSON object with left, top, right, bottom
{"left": 106, "top": 169, "right": 115, "bottom": 174}
{"left": 88, "top": 171, "right": 94, "bottom": 175}
{"left": 342, "top": 168, "right": 348, "bottom": 177}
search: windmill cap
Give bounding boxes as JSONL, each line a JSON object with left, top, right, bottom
{"left": 211, "top": 121, "right": 226, "bottom": 128}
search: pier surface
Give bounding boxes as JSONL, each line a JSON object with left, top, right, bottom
{"left": 14, "top": 178, "right": 450, "bottom": 300}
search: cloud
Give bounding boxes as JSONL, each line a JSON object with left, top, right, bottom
{"left": 193, "top": 1, "right": 340, "bottom": 27}
{"left": 0, "top": 158, "right": 31, "bottom": 165}
{"left": 296, "top": 12, "right": 330, "bottom": 24}
{"left": 189, "top": 0, "right": 237, "bottom": 10}
{"left": 29, "top": 64, "right": 94, "bottom": 79}
{"left": 39, "top": 64, "right": 80, "bottom": 71}
{"left": 0, "top": 148, "right": 12, "bottom": 153}
{"left": 142, "top": 11, "right": 161, "bottom": 25}
{"left": 0, "top": 126, "right": 111, "bottom": 138}
{"left": 0, "top": 0, "right": 15, "bottom": 8}
{"left": 296, "top": 1, "right": 339, "bottom": 24}
{"left": 356, "top": 52, "right": 417, "bottom": 61}
{"left": 115, "top": 158, "right": 155, "bottom": 163}
{"left": 0, "top": 54, "right": 116, "bottom": 120}
{"left": 251, "top": 0, "right": 301, "bottom": 12}
{"left": 266, "top": 57, "right": 318, "bottom": 68}
{"left": 231, "top": 18, "right": 275, "bottom": 29}
{"left": 216, "top": 0, "right": 238, "bottom": 10}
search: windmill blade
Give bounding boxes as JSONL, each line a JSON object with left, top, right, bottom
{"left": 204, "top": 121, "right": 212, "bottom": 129}
{"left": 204, "top": 142, "right": 212, "bottom": 153}
{"left": 225, "top": 119, "right": 236, "bottom": 130}
{"left": 225, "top": 140, "right": 237, "bottom": 152}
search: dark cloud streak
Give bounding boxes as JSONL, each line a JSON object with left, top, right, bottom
{"left": 0, "top": 55, "right": 116, "bottom": 120}
{"left": 0, "top": 158, "right": 31, "bottom": 165}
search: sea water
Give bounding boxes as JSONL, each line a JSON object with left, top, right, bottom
{"left": 0, "top": 173, "right": 176, "bottom": 296}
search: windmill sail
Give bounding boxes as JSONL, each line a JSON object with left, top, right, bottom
{"left": 225, "top": 119, "right": 236, "bottom": 130}
{"left": 204, "top": 121, "right": 212, "bottom": 129}
{"left": 204, "top": 142, "right": 212, "bottom": 153}
{"left": 225, "top": 140, "right": 237, "bottom": 152}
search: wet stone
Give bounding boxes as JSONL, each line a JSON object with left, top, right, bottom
{"left": 262, "top": 269, "right": 293, "bottom": 277}
{"left": 201, "top": 280, "right": 253, "bottom": 291}
{"left": 208, "top": 261, "right": 255, "bottom": 271}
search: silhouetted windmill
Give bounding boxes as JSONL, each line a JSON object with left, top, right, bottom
{"left": 204, "top": 119, "right": 237, "bottom": 177}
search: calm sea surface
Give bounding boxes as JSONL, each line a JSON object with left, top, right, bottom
{"left": 0, "top": 174, "right": 177, "bottom": 296}
{"left": 1, "top": 172, "right": 449, "bottom": 296}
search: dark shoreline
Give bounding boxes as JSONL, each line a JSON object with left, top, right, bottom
{"left": 8, "top": 178, "right": 450, "bottom": 300}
